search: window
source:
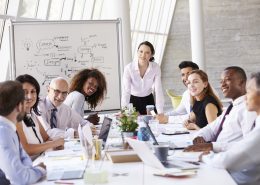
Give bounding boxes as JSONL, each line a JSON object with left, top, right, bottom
{"left": 130, "top": 0, "right": 176, "bottom": 65}
{"left": 18, "top": 0, "right": 40, "bottom": 18}
{"left": 0, "top": 0, "right": 8, "bottom": 46}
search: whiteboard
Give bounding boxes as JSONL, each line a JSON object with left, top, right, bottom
{"left": 10, "top": 20, "right": 122, "bottom": 111}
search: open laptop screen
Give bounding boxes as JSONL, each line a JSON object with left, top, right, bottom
{"left": 98, "top": 117, "right": 112, "bottom": 142}
{"left": 142, "top": 118, "right": 159, "bottom": 145}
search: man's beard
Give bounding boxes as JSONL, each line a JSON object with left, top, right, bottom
{"left": 16, "top": 111, "right": 26, "bottom": 122}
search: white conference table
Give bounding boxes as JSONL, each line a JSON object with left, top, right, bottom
{"left": 34, "top": 160, "right": 237, "bottom": 185}
{"left": 34, "top": 117, "right": 237, "bottom": 185}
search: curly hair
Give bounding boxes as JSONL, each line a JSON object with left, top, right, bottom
{"left": 69, "top": 68, "right": 107, "bottom": 109}
{"left": 16, "top": 74, "right": 41, "bottom": 116}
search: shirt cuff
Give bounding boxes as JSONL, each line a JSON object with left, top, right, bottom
{"left": 168, "top": 116, "right": 174, "bottom": 123}
{"left": 201, "top": 151, "right": 214, "bottom": 164}
{"left": 65, "top": 128, "right": 75, "bottom": 139}
{"left": 81, "top": 119, "right": 93, "bottom": 127}
{"left": 212, "top": 142, "right": 228, "bottom": 153}
{"left": 35, "top": 166, "right": 47, "bottom": 177}
{"left": 157, "top": 107, "right": 164, "bottom": 114}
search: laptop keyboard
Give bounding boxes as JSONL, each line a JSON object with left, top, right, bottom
{"left": 163, "top": 160, "right": 199, "bottom": 170}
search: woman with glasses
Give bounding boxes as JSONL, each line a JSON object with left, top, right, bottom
{"left": 64, "top": 68, "right": 107, "bottom": 124}
{"left": 16, "top": 74, "right": 64, "bottom": 160}
{"left": 184, "top": 70, "right": 222, "bottom": 130}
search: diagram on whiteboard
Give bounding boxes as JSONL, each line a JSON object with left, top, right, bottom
{"left": 12, "top": 21, "right": 121, "bottom": 111}
{"left": 22, "top": 35, "right": 109, "bottom": 86}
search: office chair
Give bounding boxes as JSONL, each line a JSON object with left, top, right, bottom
{"left": 166, "top": 89, "right": 182, "bottom": 109}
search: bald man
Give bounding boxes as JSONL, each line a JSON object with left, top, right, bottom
{"left": 38, "top": 77, "right": 91, "bottom": 139}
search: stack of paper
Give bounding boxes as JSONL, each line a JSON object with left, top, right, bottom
{"left": 169, "top": 151, "right": 203, "bottom": 162}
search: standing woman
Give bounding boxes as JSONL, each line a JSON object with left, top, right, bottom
{"left": 64, "top": 68, "right": 107, "bottom": 124}
{"left": 184, "top": 70, "right": 222, "bottom": 130}
{"left": 16, "top": 74, "right": 64, "bottom": 160}
{"left": 121, "top": 41, "right": 164, "bottom": 115}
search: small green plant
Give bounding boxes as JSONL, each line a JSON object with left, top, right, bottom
{"left": 119, "top": 106, "right": 138, "bottom": 132}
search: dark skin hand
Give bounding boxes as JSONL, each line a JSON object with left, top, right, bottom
{"left": 184, "top": 143, "right": 213, "bottom": 152}
{"left": 86, "top": 113, "right": 100, "bottom": 125}
{"left": 193, "top": 136, "right": 207, "bottom": 144}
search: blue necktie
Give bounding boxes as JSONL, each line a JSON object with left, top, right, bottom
{"left": 50, "top": 108, "right": 57, "bottom": 128}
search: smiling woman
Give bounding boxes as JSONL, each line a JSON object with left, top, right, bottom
{"left": 184, "top": 70, "right": 222, "bottom": 130}
{"left": 121, "top": 41, "right": 164, "bottom": 115}
{"left": 15, "top": 74, "right": 64, "bottom": 160}
{"left": 64, "top": 68, "right": 107, "bottom": 124}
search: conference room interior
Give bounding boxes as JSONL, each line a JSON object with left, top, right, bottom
{"left": 0, "top": 0, "right": 260, "bottom": 185}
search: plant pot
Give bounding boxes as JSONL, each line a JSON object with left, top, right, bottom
{"left": 121, "top": 131, "right": 135, "bottom": 149}
{"left": 121, "top": 131, "right": 135, "bottom": 138}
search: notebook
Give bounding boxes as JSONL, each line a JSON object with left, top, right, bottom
{"left": 45, "top": 150, "right": 86, "bottom": 181}
{"left": 47, "top": 169, "right": 85, "bottom": 181}
{"left": 126, "top": 138, "right": 199, "bottom": 170}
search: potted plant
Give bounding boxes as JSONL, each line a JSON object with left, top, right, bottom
{"left": 118, "top": 105, "right": 139, "bottom": 138}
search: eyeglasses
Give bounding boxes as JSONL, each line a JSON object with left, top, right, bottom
{"left": 50, "top": 87, "right": 68, "bottom": 97}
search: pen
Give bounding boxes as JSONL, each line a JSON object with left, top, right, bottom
{"left": 54, "top": 181, "right": 74, "bottom": 185}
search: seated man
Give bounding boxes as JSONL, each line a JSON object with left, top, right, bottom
{"left": 185, "top": 66, "right": 257, "bottom": 152}
{"left": 38, "top": 77, "right": 92, "bottom": 139}
{"left": 0, "top": 81, "right": 46, "bottom": 184}
{"left": 198, "top": 72, "right": 260, "bottom": 185}
{"left": 156, "top": 61, "right": 199, "bottom": 123}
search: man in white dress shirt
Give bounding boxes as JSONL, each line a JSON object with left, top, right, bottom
{"left": 185, "top": 66, "right": 257, "bottom": 153}
{"left": 38, "top": 77, "right": 92, "bottom": 139}
{"left": 199, "top": 72, "right": 260, "bottom": 185}
{"left": 0, "top": 81, "right": 46, "bottom": 184}
{"left": 156, "top": 61, "right": 199, "bottom": 123}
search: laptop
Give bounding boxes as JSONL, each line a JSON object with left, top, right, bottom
{"left": 98, "top": 117, "right": 112, "bottom": 144}
{"left": 126, "top": 138, "right": 199, "bottom": 170}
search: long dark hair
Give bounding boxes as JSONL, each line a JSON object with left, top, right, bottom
{"left": 16, "top": 74, "right": 41, "bottom": 116}
{"left": 138, "top": 41, "right": 155, "bottom": 62}
{"left": 69, "top": 68, "right": 107, "bottom": 109}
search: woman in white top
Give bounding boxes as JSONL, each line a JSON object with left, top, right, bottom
{"left": 121, "top": 41, "right": 164, "bottom": 114}
{"left": 64, "top": 68, "right": 107, "bottom": 124}
{"left": 16, "top": 74, "right": 64, "bottom": 159}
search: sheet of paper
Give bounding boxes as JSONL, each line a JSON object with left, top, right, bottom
{"left": 169, "top": 151, "right": 203, "bottom": 162}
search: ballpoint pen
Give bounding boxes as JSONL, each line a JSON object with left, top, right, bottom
{"left": 54, "top": 181, "right": 74, "bottom": 185}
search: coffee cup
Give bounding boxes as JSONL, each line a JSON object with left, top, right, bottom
{"left": 153, "top": 144, "right": 169, "bottom": 163}
{"left": 146, "top": 105, "right": 155, "bottom": 115}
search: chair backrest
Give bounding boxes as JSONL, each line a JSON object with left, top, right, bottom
{"left": 166, "top": 89, "right": 182, "bottom": 109}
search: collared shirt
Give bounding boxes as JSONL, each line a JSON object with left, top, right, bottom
{"left": 121, "top": 61, "right": 164, "bottom": 113}
{"left": 38, "top": 96, "right": 89, "bottom": 139}
{"left": 194, "top": 95, "right": 257, "bottom": 152}
{"left": 64, "top": 91, "right": 85, "bottom": 117}
{"left": 22, "top": 112, "right": 44, "bottom": 160}
{"left": 202, "top": 116, "right": 260, "bottom": 185}
{"left": 0, "top": 116, "right": 46, "bottom": 185}
{"left": 22, "top": 112, "right": 43, "bottom": 144}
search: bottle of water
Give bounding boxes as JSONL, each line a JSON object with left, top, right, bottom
{"left": 137, "top": 116, "right": 150, "bottom": 141}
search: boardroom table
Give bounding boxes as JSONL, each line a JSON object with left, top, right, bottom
{"left": 33, "top": 115, "right": 237, "bottom": 185}
{"left": 34, "top": 159, "right": 237, "bottom": 185}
